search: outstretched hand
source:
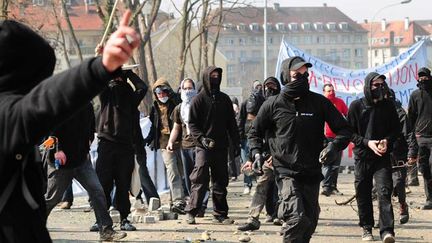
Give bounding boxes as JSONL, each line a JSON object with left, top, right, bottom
{"left": 102, "top": 10, "right": 140, "bottom": 72}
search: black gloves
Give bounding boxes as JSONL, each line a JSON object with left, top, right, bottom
{"left": 252, "top": 153, "right": 264, "bottom": 176}
{"left": 200, "top": 137, "right": 215, "bottom": 150}
{"left": 319, "top": 142, "right": 338, "bottom": 165}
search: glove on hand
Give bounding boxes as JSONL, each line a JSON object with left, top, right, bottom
{"left": 252, "top": 153, "right": 264, "bottom": 176}
{"left": 200, "top": 137, "right": 215, "bottom": 150}
{"left": 319, "top": 142, "right": 338, "bottom": 165}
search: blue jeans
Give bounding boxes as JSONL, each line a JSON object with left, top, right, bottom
{"left": 241, "top": 139, "right": 253, "bottom": 188}
{"left": 321, "top": 138, "right": 342, "bottom": 191}
{"left": 61, "top": 184, "right": 73, "bottom": 203}
{"left": 45, "top": 159, "right": 112, "bottom": 227}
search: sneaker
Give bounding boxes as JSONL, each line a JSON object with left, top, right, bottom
{"left": 59, "top": 201, "right": 72, "bottom": 209}
{"left": 362, "top": 227, "right": 374, "bottom": 241}
{"left": 320, "top": 189, "right": 331, "bottom": 197}
{"left": 230, "top": 177, "right": 238, "bottom": 182}
{"left": 264, "top": 215, "right": 274, "bottom": 223}
{"left": 99, "top": 226, "right": 127, "bottom": 241}
{"left": 382, "top": 233, "right": 395, "bottom": 243}
{"left": 196, "top": 207, "right": 206, "bottom": 218}
{"left": 243, "top": 187, "right": 251, "bottom": 195}
{"left": 171, "top": 201, "right": 186, "bottom": 215}
{"left": 421, "top": 202, "right": 432, "bottom": 210}
{"left": 331, "top": 188, "right": 344, "bottom": 196}
{"left": 120, "top": 219, "right": 136, "bottom": 231}
{"left": 89, "top": 222, "right": 99, "bottom": 232}
{"left": 399, "top": 202, "right": 409, "bottom": 224}
{"left": 237, "top": 219, "right": 260, "bottom": 231}
{"left": 185, "top": 213, "right": 196, "bottom": 224}
{"left": 213, "top": 215, "right": 234, "bottom": 225}
{"left": 273, "top": 218, "right": 283, "bottom": 226}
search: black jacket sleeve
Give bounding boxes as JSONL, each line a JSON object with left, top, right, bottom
{"left": 0, "top": 57, "right": 115, "bottom": 155}
{"left": 125, "top": 70, "right": 148, "bottom": 106}
{"left": 347, "top": 101, "right": 369, "bottom": 148}
{"left": 407, "top": 95, "right": 419, "bottom": 157}
{"left": 226, "top": 98, "right": 240, "bottom": 146}
{"left": 239, "top": 101, "right": 247, "bottom": 140}
{"left": 385, "top": 102, "right": 402, "bottom": 148}
{"left": 323, "top": 99, "right": 352, "bottom": 151}
{"left": 188, "top": 96, "right": 206, "bottom": 143}
{"left": 248, "top": 100, "right": 273, "bottom": 159}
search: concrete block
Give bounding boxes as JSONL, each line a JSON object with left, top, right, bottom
{"left": 163, "top": 211, "right": 178, "bottom": 220}
{"left": 148, "top": 197, "right": 160, "bottom": 211}
{"left": 143, "top": 216, "right": 156, "bottom": 223}
{"left": 132, "top": 215, "right": 142, "bottom": 223}
{"left": 109, "top": 210, "right": 121, "bottom": 223}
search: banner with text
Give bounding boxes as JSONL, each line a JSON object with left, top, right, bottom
{"left": 275, "top": 39, "right": 428, "bottom": 108}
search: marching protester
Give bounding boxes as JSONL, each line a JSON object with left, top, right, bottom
{"left": 228, "top": 97, "right": 241, "bottom": 182}
{"left": 44, "top": 103, "right": 126, "bottom": 240}
{"left": 347, "top": 72, "right": 399, "bottom": 242}
{"left": 248, "top": 56, "right": 352, "bottom": 242}
{"left": 384, "top": 87, "right": 410, "bottom": 224}
{"left": 0, "top": 11, "right": 139, "bottom": 242}
{"left": 145, "top": 78, "right": 186, "bottom": 214}
{"left": 237, "top": 76, "right": 282, "bottom": 232}
{"left": 185, "top": 66, "right": 240, "bottom": 224}
{"left": 321, "top": 83, "right": 348, "bottom": 196}
{"left": 239, "top": 80, "right": 265, "bottom": 194}
{"left": 96, "top": 68, "right": 148, "bottom": 232}
{"left": 407, "top": 67, "right": 432, "bottom": 210}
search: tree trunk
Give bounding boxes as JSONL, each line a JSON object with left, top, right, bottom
{"left": 175, "top": 0, "right": 190, "bottom": 83}
{"left": 51, "top": 1, "right": 71, "bottom": 68}
{"left": 61, "top": 0, "right": 83, "bottom": 62}
{"left": 0, "top": 0, "right": 8, "bottom": 20}
{"left": 211, "top": 0, "right": 223, "bottom": 66}
{"left": 145, "top": 35, "right": 157, "bottom": 83}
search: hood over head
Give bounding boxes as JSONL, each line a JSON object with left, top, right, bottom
{"left": 364, "top": 72, "right": 386, "bottom": 105}
{"left": 202, "top": 66, "right": 222, "bottom": 95}
{"left": 180, "top": 78, "right": 196, "bottom": 90}
{"left": 0, "top": 20, "right": 56, "bottom": 94}
{"left": 152, "top": 77, "right": 174, "bottom": 101}
{"left": 418, "top": 67, "right": 431, "bottom": 78}
{"left": 280, "top": 56, "right": 312, "bottom": 85}
{"left": 252, "top": 80, "right": 261, "bottom": 90}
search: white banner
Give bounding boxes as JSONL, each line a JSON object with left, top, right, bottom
{"left": 275, "top": 40, "right": 429, "bottom": 166}
{"left": 275, "top": 39, "right": 429, "bottom": 108}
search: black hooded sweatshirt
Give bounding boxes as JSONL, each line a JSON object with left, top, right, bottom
{"left": 347, "top": 74, "right": 400, "bottom": 161}
{"left": 248, "top": 83, "right": 351, "bottom": 183}
{"left": 0, "top": 20, "right": 117, "bottom": 241}
{"left": 98, "top": 70, "right": 147, "bottom": 145}
{"left": 188, "top": 66, "right": 240, "bottom": 150}
{"left": 407, "top": 83, "right": 432, "bottom": 157}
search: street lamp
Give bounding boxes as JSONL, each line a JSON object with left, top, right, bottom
{"left": 368, "top": 0, "right": 412, "bottom": 67}
{"left": 263, "top": 0, "right": 267, "bottom": 80}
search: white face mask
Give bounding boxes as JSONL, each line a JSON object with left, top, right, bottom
{"left": 158, "top": 96, "right": 169, "bottom": 103}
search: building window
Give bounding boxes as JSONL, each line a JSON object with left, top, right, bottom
{"left": 225, "top": 51, "right": 235, "bottom": 60}
{"left": 329, "top": 49, "right": 337, "bottom": 58}
{"left": 250, "top": 23, "right": 260, "bottom": 31}
{"left": 339, "top": 22, "right": 349, "bottom": 30}
{"left": 85, "top": 0, "right": 94, "bottom": 4}
{"left": 224, "top": 23, "right": 234, "bottom": 31}
{"left": 276, "top": 23, "right": 285, "bottom": 31}
{"left": 355, "top": 62, "right": 363, "bottom": 69}
{"left": 374, "top": 49, "right": 379, "bottom": 57}
{"left": 33, "top": 0, "right": 44, "bottom": 5}
{"left": 314, "top": 22, "right": 324, "bottom": 31}
{"left": 343, "top": 49, "right": 350, "bottom": 58}
{"left": 268, "top": 37, "right": 273, "bottom": 44}
{"left": 394, "top": 36, "right": 403, "bottom": 44}
{"left": 264, "top": 23, "right": 273, "bottom": 31}
{"left": 316, "top": 36, "right": 325, "bottom": 44}
{"left": 304, "top": 36, "right": 312, "bottom": 44}
{"left": 379, "top": 38, "right": 387, "bottom": 45}
{"left": 329, "top": 36, "right": 337, "bottom": 43}
{"left": 354, "top": 35, "right": 363, "bottom": 43}
{"left": 302, "top": 22, "right": 311, "bottom": 31}
{"left": 237, "top": 23, "right": 246, "bottom": 31}
{"left": 291, "top": 36, "right": 299, "bottom": 44}
{"left": 252, "top": 50, "right": 261, "bottom": 58}
{"left": 225, "top": 38, "right": 234, "bottom": 45}
{"left": 240, "top": 50, "right": 247, "bottom": 58}
{"left": 327, "top": 22, "right": 337, "bottom": 31}
{"left": 227, "top": 64, "right": 235, "bottom": 73}
{"left": 355, "top": 48, "right": 363, "bottom": 57}
{"left": 289, "top": 23, "right": 299, "bottom": 31}
{"left": 239, "top": 38, "right": 247, "bottom": 46}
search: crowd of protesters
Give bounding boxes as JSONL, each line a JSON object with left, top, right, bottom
{"left": 2, "top": 13, "right": 432, "bottom": 243}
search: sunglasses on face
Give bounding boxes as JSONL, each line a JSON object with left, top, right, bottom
{"left": 155, "top": 87, "right": 168, "bottom": 95}
{"left": 371, "top": 83, "right": 385, "bottom": 88}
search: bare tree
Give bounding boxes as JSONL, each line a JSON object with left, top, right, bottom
{"left": 60, "top": 0, "right": 83, "bottom": 62}
{"left": 51, "top": 0, "right": 71, "bottom": 68}
{"left": 0, "top": 0, "right": 8, "bottom": 20}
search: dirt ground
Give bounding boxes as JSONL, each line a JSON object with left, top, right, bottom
{"left": 48, "top": 173, "right": 432, "bottom": 243}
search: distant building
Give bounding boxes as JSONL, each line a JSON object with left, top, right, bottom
{"left": 208, "top": 3, "right": 368, "bottom": 97}
{"left": 361, "top": 17, "right": 431, "bottom": 67}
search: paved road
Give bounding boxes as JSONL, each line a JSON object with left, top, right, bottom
{"left": 48, "top": 173, "right": 432, "bottom": 242}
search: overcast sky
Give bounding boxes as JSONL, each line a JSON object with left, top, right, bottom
{"left": 160, "top": 0, "right": 430, "bottom": 23}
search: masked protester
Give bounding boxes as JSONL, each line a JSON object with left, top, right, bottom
{"left": 384, "top": 87, "right": 410, "bottom": 224}
{"left": 239, "top": 80, "right": 265, "bottom": 195}
{"left": 321, "top": 84, "right": 348, "bottom": 197}
{"left": 0, "top": 13, "right": 139, "bottom": 242}
{"left": 144, "top": 78, "right": 186, "bottom": 214}
{"left": 347, "top": 72, "right": 400, "bottom": 242}
{"left": 238, "top": 76, "right": 282, "bottom": 232}
{"left": 248, "top": 56, "right": 352, "bottom": 242}
{"left": 184, "top": 66, "right": 240, "bottom": 225}
{"left": 407, "top": 67, "right": 432, "bottom": 210}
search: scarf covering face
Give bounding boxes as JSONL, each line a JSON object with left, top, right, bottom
{"left": 282, "top": 72, "right": 310, "bottom": 100}
{"left": 180, "top": 79, "right": 196, "bottom": 135}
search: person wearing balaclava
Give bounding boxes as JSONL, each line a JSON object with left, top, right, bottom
{"left": 0, "top": 12, "right": 139, "bottom": 242}
{"left": 407, "top": 67, "right": 432, "bottom": 210}
{"left": 238, "top": 76, "right": 283, "bottom": 232}
{"left": 321, "top": 83, "right": 349, "bottom": 197}
{"left": 347, "top": 72, "right": 400, "bottom": 242}
{"left": 238, "top": 80, "right": 265, "bottom": 195}
{"left": 184, "top": 66, "right": 240, "bottom": 225}
{"left": 166, "top": 78, "right": 209, "bottom": 217}
{"left": 248, "top": 56, "right": 352, "bottom": 242}
{"left": 144, "top": 78, "right": 186, "bottom": 214}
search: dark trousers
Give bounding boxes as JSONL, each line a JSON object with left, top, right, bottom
{"left": 278, "top": 177, "right": 320, "bottom": 243}
{"left": 322, "top": 138, "right": 342, "bottom": 191}
{"left": 181, "top": 147, "right": 195, "bottom": 195}
{"left": 45, "top": 159, "right": 113, "bottom": 227}
{"left": 136, "top": 153, "right": 159, "bottom": 204}
{"left": 227, "top": 143, "right": 240, "bottom": 178}
{"left": 61, "top": 184, "right": 73, "bottom": 203}
{"left": 185, "top": 147, "right": 229, "bottom": 217}
{"left": 392, "top": 167, "right": 407, "bottom": 204}
{"left": 417, "top": 137, "right": 432, "bottom": 203}
{"left": 354, "top": 157, "right": 394, "bottom": 238}
{"left": 96, "top": 139, "right": 134, "bottom": 220}
{"left": 240, "top": 140, "right": 254, "bottom": 188}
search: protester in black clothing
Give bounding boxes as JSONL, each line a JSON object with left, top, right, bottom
{"left": 0, "top": 12, "right": 139, "bottom": 242}
{"left": 407, "top": 67, "right": 432, "bottom": 210}
{"left": 384, "top": 87, "right": 410, "bottom": 224}
{"left": 145, "top": 78, "right": 186, "bottom": 213}
{"left": 96, "top": 69, "right": 148, "bottom": 232}
{"left": 238, "top": 76, "right": 282, "bottom": 232}
{"left": 45, "top": 104, "right": 126, "bottom": 240}
{"left": 184, "top": 66, "right": 240, "bottom": 225}
{"left": 228, "top": 97, "right": 241, "bottom": 181}
{"left": 347, "top": 72, "right": 399, "bottom": 242}
{"left": 248, "top": 57, "right": 351, "bottom": 242}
